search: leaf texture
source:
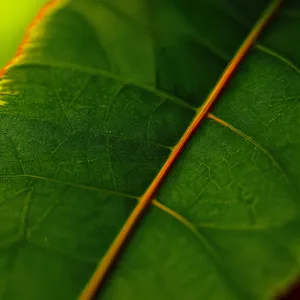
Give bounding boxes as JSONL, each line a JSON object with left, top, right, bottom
{"left": 0, "top": 0, "right": 300, "bottom": 299}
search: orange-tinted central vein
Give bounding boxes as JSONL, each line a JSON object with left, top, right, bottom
{"left": 79, "top": 1, "right": 282, "bottom": 299}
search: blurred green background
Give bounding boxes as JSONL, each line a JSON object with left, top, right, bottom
{"left": 0, "top": 0, "right": 48, "bottom": 68}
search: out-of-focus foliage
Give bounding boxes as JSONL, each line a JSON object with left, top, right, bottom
{"left": 0, "top": 0, "right": 48, "bottom": 68}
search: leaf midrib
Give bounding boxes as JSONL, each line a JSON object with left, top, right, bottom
{"left": 14, "top": 39, "right": 300, "bottom": 116}
{"left": 2, "top": 0, "right": 292, "bottom": 298}
{"left": 79, "top": 1, "right": 283, "bottom": 299}
{"left": 4, "top": 42, "right": 296, "bottom": 242}
{"left": 3, "top": 170, "right": 295, "bottom": 300}
{"left": 3, "top": 172, "right": 294, "bottom": 269}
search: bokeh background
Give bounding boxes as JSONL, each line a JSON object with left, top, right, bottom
{"left": 0, "top": 0, "right": 48, "bottom": 69}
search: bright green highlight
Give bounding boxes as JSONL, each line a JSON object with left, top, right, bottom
{"left": 0, "top": 0, "right": 47, "bottom": 68}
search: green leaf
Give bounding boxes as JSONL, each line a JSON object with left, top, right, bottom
{"left": 0, "top": 0, "right": 300, "bottom": 299}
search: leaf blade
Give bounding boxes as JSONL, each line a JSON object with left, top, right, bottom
{"left": 1, "top": 0, "right": 300, "bottom": 299}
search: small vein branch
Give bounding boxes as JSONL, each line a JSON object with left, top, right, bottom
{"left": 79, "top": 1, "right": 282, "bottom": 299}
{"left": 106, "top": 136, "right": 117, "bottom": 190}
{"left": 20, "top": 186, "right": 34, "bottom": 240}
{"left": 207, "top": 113, "right": 287, "bottom": 178}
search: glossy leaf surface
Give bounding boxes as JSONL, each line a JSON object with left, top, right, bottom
{"left": 0, "top": 0, "right": 300, "bottom": 299}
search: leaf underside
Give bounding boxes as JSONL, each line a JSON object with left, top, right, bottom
{"left": 0, "top": 0, "right": 300, "bottom": 299}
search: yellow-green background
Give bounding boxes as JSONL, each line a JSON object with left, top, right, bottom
{"left": 0, "top": 0, "right": 48, "bottom": 68}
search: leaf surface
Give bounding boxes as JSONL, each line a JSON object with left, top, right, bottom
{"left": 0, "top": 0, "right": 300, "bottom": 299}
